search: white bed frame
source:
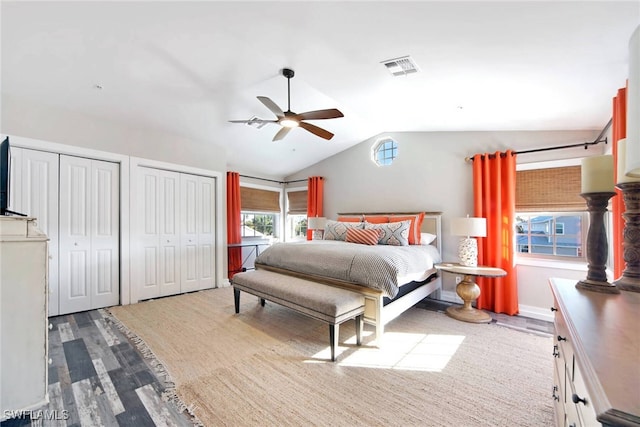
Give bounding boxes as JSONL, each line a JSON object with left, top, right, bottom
{"left": 257, "top": 212, "right": 442, "bottom": 344}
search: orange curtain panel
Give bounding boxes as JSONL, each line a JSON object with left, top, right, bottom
{"left": 226, "top": 171, "right": 242, "bottom": 278}
{"left": 612, "top": 86, "right": 627, "bottom": 279}
{"left": 472, "top": 150, "right": 519, "bottom": 315}
{"left": 306, "top": 176, "right": 324, "bottom": 240}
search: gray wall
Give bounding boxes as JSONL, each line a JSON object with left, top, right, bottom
{"left": 285, "top": 129, "right": 605, "bottom": 318}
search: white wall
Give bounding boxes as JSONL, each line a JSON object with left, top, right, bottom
{"left": 285, "top": 129, "right": 607, "bottom": 321}
{"left": 1, "top": 94, "right": 227, "bottom": 172}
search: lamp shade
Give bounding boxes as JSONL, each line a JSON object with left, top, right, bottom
{"left": 308, "top": 216, "right": 327, "bottom": 230}
{"left": 450, "top": 217, "right": 486, "bottom": 237}
{"left": 625, "top": 26, "right": 640, "bottom": 178}
{"left": 617, "top": 139, "right": 640, "bottom": 183}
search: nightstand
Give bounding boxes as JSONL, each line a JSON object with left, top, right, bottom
{"left": 435, "top": 263, "right": 506, "bottom": 323}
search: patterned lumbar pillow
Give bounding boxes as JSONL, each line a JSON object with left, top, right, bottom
{"left": 364, "top": 220, "right": 411, "bottom": 246}
{"left": 323, "top": 220, "right": 364, "bottom": 241}
{"left": 346, "top": 228, "right": 383, "bottom": 245}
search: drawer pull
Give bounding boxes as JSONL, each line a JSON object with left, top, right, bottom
{"left": 572, "top": 393, "right": 587, "bottom": 405}
{"left": 550, "top": 307, "right": 558, "bottom": 312}
{"left": 552, "top": 345, "right": 559, "bottom": 358}
{"left": 552, "top": 385, "right": 560, "bottom": 401}
{"left": 557, "top": 335, "right": 567, "bottom": 342}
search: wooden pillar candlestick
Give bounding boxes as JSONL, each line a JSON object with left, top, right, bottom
{"left": 576, "top": 192, "right": 620, "bottom": 294}
{"left": 613, "top": 182, "right": 640, "bottom": 292}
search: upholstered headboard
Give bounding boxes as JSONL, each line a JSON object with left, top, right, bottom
{"left": 336, "top": 211, "right": 443, "bottom": 257}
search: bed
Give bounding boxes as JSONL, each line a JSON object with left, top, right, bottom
{"left": 254, "top": 212, "right": 443, "bottom": 343}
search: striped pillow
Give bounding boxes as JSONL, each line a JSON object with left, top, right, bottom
{"left": 346, "top": 228, "right": 382, "bottom": 245}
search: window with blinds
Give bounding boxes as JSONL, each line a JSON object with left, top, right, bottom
{"left": 285, "top": 189, "right": 308, "bottom": 240}
{"left": 516, "top": 166, "right": 585, "bottom": 212}
{"left": 240, "top": 187, "right": 281, "bottom": 212}
{"left": 240, "top": 186, "right": 280, "bottom": 238}
{"left": 515, "top": 165, "right": 587, "bottom": 261}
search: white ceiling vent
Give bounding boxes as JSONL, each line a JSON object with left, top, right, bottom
{"left": 381, "top": 55, "right": 420, "bottom": 77}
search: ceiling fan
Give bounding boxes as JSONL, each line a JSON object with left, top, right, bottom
{"left": 229, "top": 68, "right": 344, "bottom": 141}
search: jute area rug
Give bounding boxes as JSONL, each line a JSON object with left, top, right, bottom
{"left": 107, "top": 286, "right": 554, "bottom": 427}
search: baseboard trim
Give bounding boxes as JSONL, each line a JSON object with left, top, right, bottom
{"left": 435, "top": 292, "right": 553, "bottom": 323}
{"left": 518, "top": 304, "right": 554, "bottom": 323}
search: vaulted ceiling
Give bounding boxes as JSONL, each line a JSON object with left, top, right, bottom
{"left": 2, "top": 1, "right": 639, "bottom": 177}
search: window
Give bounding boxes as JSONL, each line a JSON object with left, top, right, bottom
{"left": 372, "top": 138, "right": 398, "bottom": 166}
{"left": 516, "top": 213, "right": 586, "bottom": 259}
{"left": 515, "top": 162, "right": 589, "bottom": 262}
{"left": 285, "top": 188, "right": 308, "bottom": 241}
{"left": 240, "top": 185, "right": 281, "bottom": 240}
{"left": 241, "top": 212, "right": 277, "bottom": 238}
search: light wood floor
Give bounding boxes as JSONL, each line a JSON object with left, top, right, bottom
{"left": 1, "top": 298, "right": 552, "bottom": 427}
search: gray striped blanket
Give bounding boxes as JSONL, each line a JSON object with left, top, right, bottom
{"left": 254, "top": 240, "right": 441, "bottom": 298}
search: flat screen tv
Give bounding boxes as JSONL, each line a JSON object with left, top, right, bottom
{"left": 0, "top": 137, "right": 10, "bottom": 215}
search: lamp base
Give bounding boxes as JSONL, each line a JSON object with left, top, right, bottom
{"left": 458, "top": 237, "right": 478, "bottom": 267}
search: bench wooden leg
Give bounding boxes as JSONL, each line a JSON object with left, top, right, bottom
{"left": 355, "top": 315, "right": 363, "bottom": 346}
{"left": 329, "top": 323, "right": 339, "bottom": 362}
{"left": 234, "top": 288, "right": 240, "bottom": 314}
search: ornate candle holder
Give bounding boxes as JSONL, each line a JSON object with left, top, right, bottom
{"left": 576, "top": 192, "right": 620, "bottom": 294}
{"left": 612, "top": 182, "right": 640, "bottom": 292}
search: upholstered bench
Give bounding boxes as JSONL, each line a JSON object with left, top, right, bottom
{"left": 232, "top": 269, "right": 365, "bottom": 361}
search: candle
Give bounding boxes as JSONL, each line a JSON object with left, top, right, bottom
{"left": 617, "top": 138, "right": 640, "bottom": 183}
{"left": 582, "top": 155, "right": 614, "bottom": 193}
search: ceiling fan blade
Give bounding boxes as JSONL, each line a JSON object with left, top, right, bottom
{"left": 295, "top": 109, "right": 344, "bottom": 121}
{"left": 272, "top": 127, "right": 292, "bottom": 141}
{"left": 257, "top": 96, "right": 285, "bottom": 118}
{"left": 228, "top": 119, "right": 278, "bottom": 124}
{"left": 299, "top": 122, "right": 334, "bottom": 140}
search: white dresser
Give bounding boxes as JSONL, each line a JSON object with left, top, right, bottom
{"left": 550, "top": 278, "right": 640, "bottom": 427}
{"left": 0, "top": 216, "right": 49, "bottom": 419}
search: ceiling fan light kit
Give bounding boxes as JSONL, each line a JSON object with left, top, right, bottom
{"left": 229, "top": 68, "right": 344, "bottom": 141}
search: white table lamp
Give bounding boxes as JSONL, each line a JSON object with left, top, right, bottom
{"left": 308, "top": 216, "right": 327, "bottom": 240}
{"left": 451, "top": 216, "right": 487, "bottom": 267}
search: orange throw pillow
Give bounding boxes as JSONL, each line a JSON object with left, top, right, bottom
{"left": 389, "top": 213, "right": 425, "bottom": 244}
{"left": 363, "top": 215, "right": 389, "bottom": 224}
{"left": 346, "top": 228, "right": 382, "bottom": 245}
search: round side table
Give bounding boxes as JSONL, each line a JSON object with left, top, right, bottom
{"left": 435, "top": 263, "right": 507, "bottom": 323}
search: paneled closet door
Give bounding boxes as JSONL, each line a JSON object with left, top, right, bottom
{"left": 136, "top": 167, "right": 181, "bottom": 300}
{"left": 10, "top": 148, "right": 60, "bottom": 316}
{"left": 180, "top": 175, "right": 215, "bottom": 292}
{"left": 59, "top": 156, "right": 119, "bottom": 315}
{"left": 90, "top": 160, "right": 120, "bottom": 309}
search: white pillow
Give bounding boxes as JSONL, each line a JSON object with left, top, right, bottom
{"left": 420, "top": 232, "right": 437, "bottom": 245}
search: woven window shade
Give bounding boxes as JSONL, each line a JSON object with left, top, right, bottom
{"left": 240, "top": 187, "right": 280, "bottom": 212}
{"left": 516, "top": 166, "right": 585, "bottom": 212}
{"left": 287, "top": 190, "right": 308, "bottom": 215}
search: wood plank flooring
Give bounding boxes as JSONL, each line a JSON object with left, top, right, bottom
{"left": 1, "top": 309, "right": 193, "bottom": 427}
{"left": 1, "top": 299, "right": 552, "bottom": 427}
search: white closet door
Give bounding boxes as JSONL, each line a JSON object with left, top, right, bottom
{"left": 11, "top": 148, "right": 60, "bottom": 316}
{"left": 90, "top": 160, "right": 119, "bottom": 309}
{"left": 197, "top": 176, "right": 215, "bottom": 290}
{"left": 158, "top": 170, "right": 181, "bottom": 296}
{"left": 136, "top": 167, "right": 181, "bottom": 300}
{"left": 59, "top": 156, "right": 92, "bottom": 314}
{"left": 180, "top": 174, "right": 215, "bottom": 292}
{"left": 59, "top": 156, "right": 119, "bottom": 314}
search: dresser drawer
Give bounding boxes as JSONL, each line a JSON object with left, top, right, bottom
{"left": 572, "top": 361, "right": 598, "bottom": 427}
{"left": 554, "top": 309, "right": 574, "bottom": 380}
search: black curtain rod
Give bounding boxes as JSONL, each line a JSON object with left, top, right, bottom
{"left": 465, "top": 118, "right": 612, "bottom": 162}
{"left": 239, "top": 174, "right": 307, "bottom": 185}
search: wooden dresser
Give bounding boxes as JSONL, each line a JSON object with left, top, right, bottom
{"left": 550, "top": 278, "right": 640, "bottom": 427}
